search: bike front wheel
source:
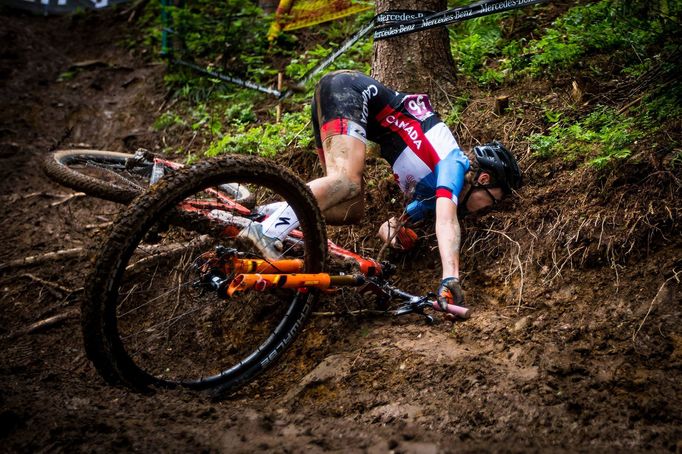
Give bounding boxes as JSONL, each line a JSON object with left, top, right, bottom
{"left": 82, "top": 155, "right": 327, "bottom": 396}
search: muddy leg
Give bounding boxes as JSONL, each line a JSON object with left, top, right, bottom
{"left": 308, "top": 135, "right": 366, "bottom": 225}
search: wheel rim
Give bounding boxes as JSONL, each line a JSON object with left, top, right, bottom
{"left": 107, "top": 169, "right": 321, "bottom": 388}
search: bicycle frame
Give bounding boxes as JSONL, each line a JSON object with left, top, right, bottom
{"left": 176, "top": 185, "right": 471, "bottom": 321}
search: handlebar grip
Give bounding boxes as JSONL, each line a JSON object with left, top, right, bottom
{"left": 431, "top": 300, "right": 471, "bottom": 319}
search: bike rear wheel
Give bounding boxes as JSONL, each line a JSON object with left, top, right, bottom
{"left": 43, "top": 149, "right": 254, "bottom": 207}
{"left": 44, "top": 149, "right": 151, "bottom": 203}
{"left": 82, "top": 155, "right": 327, "bottom": 397}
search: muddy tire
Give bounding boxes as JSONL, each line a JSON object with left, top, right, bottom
{"left": 43, "top": 149, "right": 145, "bottom": 203}
{"left": 43, "top": 149, "right": 255, "bottom": 208}
{"left": 82, "top": 155, "right": 327, "bottom": 397}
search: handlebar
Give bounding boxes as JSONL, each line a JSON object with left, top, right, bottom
{"left": 385, "top": 284, "right": 471, "bottom": 320}
{"left": 430, "top": 299, "right": 471, "bottom": 319}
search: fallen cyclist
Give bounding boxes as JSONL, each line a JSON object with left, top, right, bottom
{"left": 239, "top": 70, "right": 522, "bottom": 312}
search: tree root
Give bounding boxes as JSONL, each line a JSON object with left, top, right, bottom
{"left": 19, "top": 273, "right": 84, "bottom": 297}
{"left": 5, "top": 308, "right": 79, "bottom": 340}
{"left": 632, "top": 269, "right": 681, "bottom": 342}
{"left": 0, "top": 247, "right": 85, "bottom": 273}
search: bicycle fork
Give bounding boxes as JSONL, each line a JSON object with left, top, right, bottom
{"left": 223, "top": 269, "right": 471, "bottom": 321}
{"left": 197, "top": 248, "right": 470, "bottom": 321}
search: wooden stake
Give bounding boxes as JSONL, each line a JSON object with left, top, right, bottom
{"left": 494, "top": 95, "right": 509, "bottom": 116}
{"left": 276, "top": 72, "right": 283, "bottom": 123}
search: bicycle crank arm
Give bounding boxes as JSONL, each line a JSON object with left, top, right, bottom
{"left": 227, "top": 273, "right": 366, "bottom": 296}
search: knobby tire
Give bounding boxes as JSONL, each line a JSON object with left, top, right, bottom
{"left": 43, "top": 149, "right": 144, "bottom": 204}
{"left": 82, "top": 155, "right": 327, "bottom": 398}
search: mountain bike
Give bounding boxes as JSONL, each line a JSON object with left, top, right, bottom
{"left": 44, "top": 149, "right": 470, "bottom": 397}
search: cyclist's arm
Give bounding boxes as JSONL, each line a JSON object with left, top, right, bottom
{"left": 435, "top": 197, "right": 460, "bottom": 279}
{"left": 433, "top": 149, "right": 469, "bottom": 280}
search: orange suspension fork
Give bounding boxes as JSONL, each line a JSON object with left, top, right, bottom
{"left": 227, "top": 273, "right": 364, "bottom": 296}
{"left": 227, "top": 257, "right": 304, "bottom": 274}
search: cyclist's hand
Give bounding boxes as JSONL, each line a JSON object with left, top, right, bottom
{"left": 378, "top": 218, "right": 418, "bottom": 250}
{"left": 437, "top": 277, "right": 464, "bottom": 311}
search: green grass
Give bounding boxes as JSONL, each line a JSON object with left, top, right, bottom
{"left": 149, "top": 4, "right": 373, "bottom": 160}
{"left": 530, "top": 45, "right": 681, "bottom": 170}
{"left": 530, "top": 107, "right": 643, "bottom": 168}
{"left": 146, "top": 0, "right": 680, "bottom": 168}
{"left": 449, "top": 0, "right": 682, "bottom": 85}
{"left": 204, "top": 107, "right": 313, "bottom": 158}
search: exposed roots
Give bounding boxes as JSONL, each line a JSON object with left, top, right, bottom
{"left": 632, "top": 269, "right": 681, "bottom": 342}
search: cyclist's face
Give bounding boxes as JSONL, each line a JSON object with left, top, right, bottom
{"left": 464, "top": 186, "right": 503, "bottom": 213}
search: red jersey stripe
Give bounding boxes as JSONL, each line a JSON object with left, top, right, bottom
{"left": 435, "top": 187, "right": 454, "bottom": 200}
{"left": 377, "top": 108, "right": 440, "bottom": 170}
{"left": 320, "top": 118, "right": 348, "bottom": 142}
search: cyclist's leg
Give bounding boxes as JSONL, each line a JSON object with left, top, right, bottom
{"left": 317, "top": 179, "right": 365, "bottom": 226}
{"left": 251, "top": 72, "right": 369, "bottom": 250}
{"left": 308, "top": 74, "right": 367, "bottom": 224}
{"left": 258, "top": 134, "right": 365, "bottom": 240}
{"left": 308, "top": 134, "right": 366, "bottom": 225}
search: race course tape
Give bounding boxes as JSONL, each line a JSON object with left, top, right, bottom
{"left": 374, "top": 0, "right": 549, "bottom": 40}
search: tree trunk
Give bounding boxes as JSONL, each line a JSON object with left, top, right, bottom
{"left": 372, "top": 0, "right": 457, "bottom": 111}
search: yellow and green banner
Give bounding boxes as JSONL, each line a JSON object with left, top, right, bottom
{"left": 268, "top": 0, "right": 372, "bottom": 40}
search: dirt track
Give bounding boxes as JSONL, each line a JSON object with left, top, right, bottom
{"left": 1, "top": 8, "right": 681, "bottom": 453}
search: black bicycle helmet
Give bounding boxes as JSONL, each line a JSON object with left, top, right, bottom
{"left": 473, "top": 141, "right": 522, "bottom": 194}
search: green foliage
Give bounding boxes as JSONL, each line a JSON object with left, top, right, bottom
{"left": 223, "top": 102, "right": 256, "bottom": 124}
{"left": 285, "top": 45, "right": 332, "bottom": 81}
{"left": 671, "top": 151, "right": 682, "bottom": 170}
{"left": 530, "top": 107, "right": 643, "bottom": 168}
{"left": 640, "top": 77, "right": 682, "bottom": 124}
{"left": 543, "top": 109, "right": 562, "bottom": 125}
{"left": 204, "top": 107, "right": 313, "bottom": 158}
{"left": 284, "top": 35, "right": 372, "bottom": 91}
{"left": 443, "top": 93, "right": 471, "bottom": 127}
{"left": 147, "top": 3, "right": 377, "bottom": 163}
{"left": 451, "top": 20, "right": 501, "bottom": 75}
{"left": 448, "top": 0, "right": 682, "bottom": 85}
{"left": 172, "top": 0, "right": 269, "bottom": 64}
{"left": 519, "top": 1, "right": 659, "bottom": 76}
{"left": 283, "top": 8, "right": 372, "bottom": 91}
{"left": 449, "top": 13, "right": 506, "bottom": 84}
{"left": 153, "top": 111, "right": 187, "bottom": 131}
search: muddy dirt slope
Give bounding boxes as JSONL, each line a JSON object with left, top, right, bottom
{"left": 1, "top": 7, "right": 681, "bottom": 453}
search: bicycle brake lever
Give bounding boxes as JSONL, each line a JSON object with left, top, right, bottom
{"left": 392, "top": 293, "right": 430, "bottom": 315}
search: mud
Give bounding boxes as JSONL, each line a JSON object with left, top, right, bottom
{"left": 1, "top": 7, "right": 681, "bottom": 453}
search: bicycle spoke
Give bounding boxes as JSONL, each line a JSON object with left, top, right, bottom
{"left": 82, "top": 160, "right": 148, "bottom": 190}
